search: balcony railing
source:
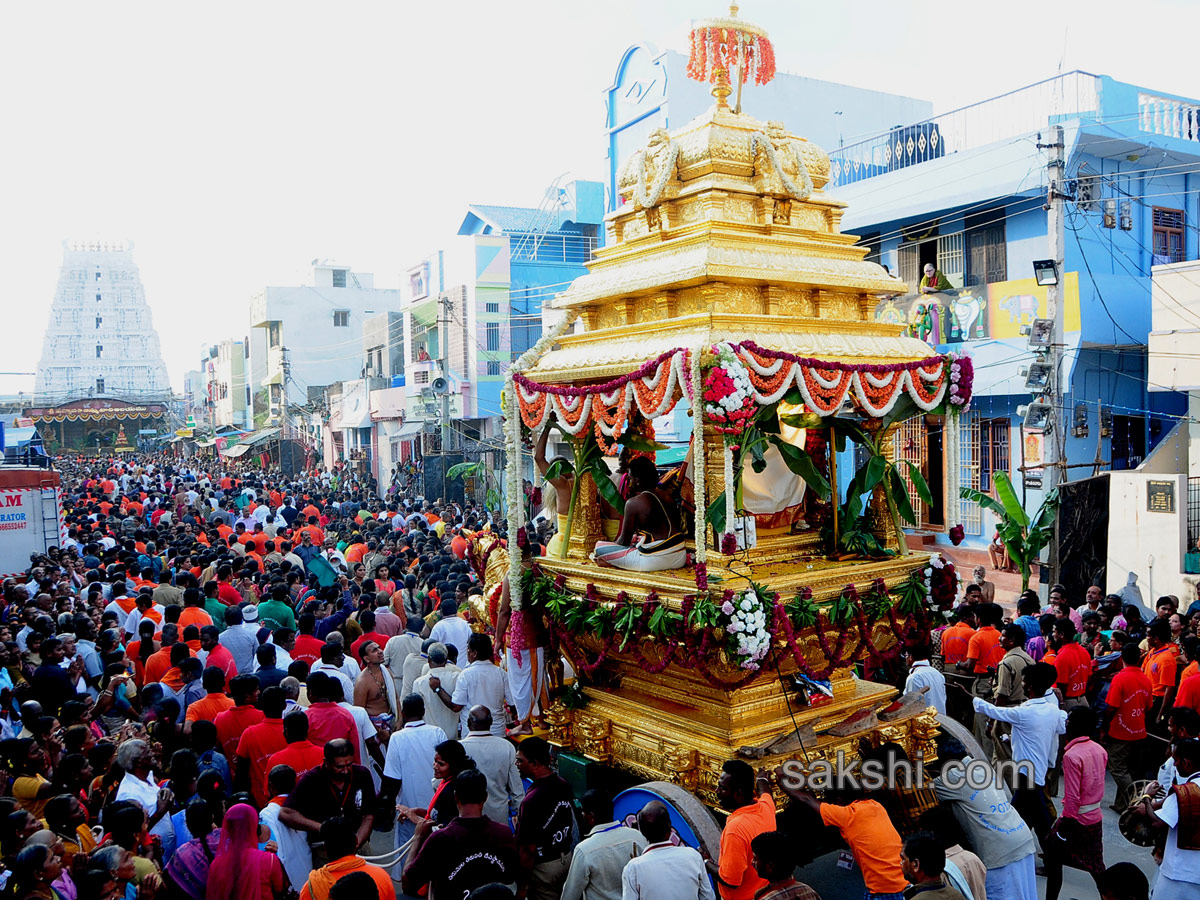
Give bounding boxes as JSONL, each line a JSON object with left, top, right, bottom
{"left": 509, "top": 233, "right": 598, "bottom": 265}
{"left": 828, "top": 71, "right": 1102, "bottom": 188}
{"left": 1140, "top": 92, "right": 1200, "bottom": 141}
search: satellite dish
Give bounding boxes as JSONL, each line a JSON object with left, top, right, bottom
{"left": 431, "top": 377, "right": 450, "bottom": 394}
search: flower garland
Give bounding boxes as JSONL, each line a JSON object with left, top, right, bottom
{"left": 690, "top": 345, "right": 707, "bottom": 568}
{"left": 505, "top": 311, "right": 580, "bottom": 611}
{"left": 722, "top": 588, "right": 772, "bottom": 669}
{"left": 946, "top": 352, "right": 974, "bottom": 409}
{"left": 750, "top": 131, "right": 814, "bottom": 201}
{"left": 533, "top": 566, "right": 932, "bottom": 690}
{"left": 514, "top": 341, "right": 967, "bottom": 442}
{"left": 515, "top": 349, "right": 688, "bottom": 439}
{"left": 703, "top": 343, "right": 756, "bottom": 441}
{"left": 686, "top": 25, "right": 777, "bottom": 86}
{"left": 630, "top": 139, "right": 680, "bottom": 210}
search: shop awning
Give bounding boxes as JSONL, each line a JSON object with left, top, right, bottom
{"left": 655, "top": 445, "right": 688, "bottom": 466}
{"left": 195, "top": 438, "right": 217, "bottom": 448}
{"left": 241, "top": 427, "right": 281, "bottom": 448}
{"left": 221, "top": 443, "right": 252, "bottom": 458}
{"left": 392, "top": 423, "right": 423, "bottom": 440}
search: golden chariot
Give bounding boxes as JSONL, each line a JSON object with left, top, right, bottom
{"left": 469, "top": 6, "right": 972, "bottom": 816}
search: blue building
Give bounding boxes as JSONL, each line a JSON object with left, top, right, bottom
{"left": 605, "top": 43, "right": 932, "bottom": 213}
{"left": 831, "top": 72, "right": 1198, "bottom": 547}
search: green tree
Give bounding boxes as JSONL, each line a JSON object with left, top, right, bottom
{"left": 960, "top": 471, "right": 1059, "bottom": 591}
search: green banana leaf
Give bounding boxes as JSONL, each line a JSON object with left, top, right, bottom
{"left": 889, "top": 467, "right": 918, "bottom": 526}
{"left": 901, "top": 460, "right": 934, "bottom": 506}
{"left": 591, "top": 459, "right": 626, "bottom": 515}
{"left": 768, "top": 437, "right": 832, "bottom": 500}
{"left": 993, "top": 471, "right": 1029, "bottom": 528}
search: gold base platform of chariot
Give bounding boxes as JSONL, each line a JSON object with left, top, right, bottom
{"left": 535, "top": 538, "right": 939, "bottom": 807}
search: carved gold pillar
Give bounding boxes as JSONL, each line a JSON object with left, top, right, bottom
{"left": 864, "top": 421, "right": 903, "bottom": 554}
{"left": 568, "top": 471, "right": 604, "bottom": 558}
{"left": 703, "top": 430, "right": 729, "bottom": 554}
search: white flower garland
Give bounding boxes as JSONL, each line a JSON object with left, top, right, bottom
{"left": 631, "top": 139, "right": 680, "bottom": 210}
{"left": 505, "top": 370, "right": 523, "bottom": 611}
{"left": 721, "top": 590, "right": 771, "bottom": 669}
{"left": 749, "top": 132, "right": 814, "bottom": 201}
{"left": 691, "top": 346, "right": 707, "bottom": 565}
{"left": 505, "top": 311, "right": 579, "bottom": 611}
{"left": 723, "top": 445, "right": 736, "bottom": 550}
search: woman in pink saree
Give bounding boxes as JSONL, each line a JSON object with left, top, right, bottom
{"left": 205, "top": 803, "right": 285, "bottom": 900}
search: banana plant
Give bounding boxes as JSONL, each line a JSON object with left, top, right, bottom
{"left": 445, "top": 461, "right": 503, "bottom": 512}
{"left": 705, "top": 394, "right": 832, "bottom": 536}
{"left": 783, "top": 394, "right": 933, "bottom": 558}
{"left": 544, "top": 430, "right": 626, "bottom": 559}
{"left": 961, "top": 472, "right": 1059, "bottom": 591}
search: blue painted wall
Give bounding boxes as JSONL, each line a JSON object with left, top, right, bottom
{"left": 604, "top": 44, "right": 933, "bottom": 212}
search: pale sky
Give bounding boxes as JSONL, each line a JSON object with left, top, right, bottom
{"left": 3, "top": 0, "right": 1198, "bottom": 397}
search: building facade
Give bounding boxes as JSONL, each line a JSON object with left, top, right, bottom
{"left": 830, "top": 72, "right": 1197, "bottom": 551}
{"left": 247, "top": 260, "right": 401, "bottom": 427}
{"left": 200, "top": 339, "right": 251, "bottom": 432}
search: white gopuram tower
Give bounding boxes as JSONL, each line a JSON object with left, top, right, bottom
{"left": 35, "top": 241, "right": 172, "bottom": 405}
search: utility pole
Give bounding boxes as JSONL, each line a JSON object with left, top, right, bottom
{"left": 1041, "top": 124, "right": 1068, "bottom": 493}
{"left": 439, "top": 293, "right": 451, "bottom": 502}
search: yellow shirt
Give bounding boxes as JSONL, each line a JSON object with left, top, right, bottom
{"left": 13, "top": 774, "right": 50, "bottom": 819}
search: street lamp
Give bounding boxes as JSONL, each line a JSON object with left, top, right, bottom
{"left": 1032, "top": 259, "right": 1059, "bottom": 286}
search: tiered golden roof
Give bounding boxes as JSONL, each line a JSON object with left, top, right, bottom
{"left": 527, "top": 106, "right": 931, "bottom": 384}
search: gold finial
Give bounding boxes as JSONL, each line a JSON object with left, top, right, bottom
{"left": 729, "top": 3, "right": 739, "bottom": 15}
{"left": 712, "top": 67, "right": 732, "bottom": 110}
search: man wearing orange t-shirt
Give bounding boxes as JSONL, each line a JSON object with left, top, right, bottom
{"left": 1143, "top": 619, "right": 1179, "bottom": 733}
{"left": 706, "top": 760, "right": 775, "bottom": 900}
{"left": 268, "top": 713, "right": 326, "bottom": 779}
{"left": 185, "top": 668, "right": 235, "bottom": 726}
{"left": 940, "top": 609, "right": 976, "bottom": 668}
{"left": 779, "top": 776, "right": 907, "bottom": 899}
{"left": 214, "top": 674, "right": 266, "bottom": 759}
{"left": 960, "top": 605, "right": 1004, "bottom": 676}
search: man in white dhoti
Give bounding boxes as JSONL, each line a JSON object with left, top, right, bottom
{"left": 496, "top": 540, "right": 552, "bottom": 736}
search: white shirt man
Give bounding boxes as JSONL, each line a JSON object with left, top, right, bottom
{"left": 563, "top": 820, "right": 648, "bottom": 900}
{"left": 383, "top": 710, "right": 446, "bottom": 861}
{"left": 621, "top": 841, "right": 714, "bottom": 900}
{"left": 311, "top": 661, "right": 356, "bottom": 702}
{"left": 401, "top": 649, "right": 429, "bottom": 700}
{"left": 430, "top": 610, "right": 472, "bottom": 661}
{"left": 904, "top": 657, "right": 947, "bottom": 716}
{"left": 461, "top": 713, "right": 525, "bottom": 826}
{"left": 124, "top": 602, "right": 166, "bottom": 643}
{"left": 971, "top": 690, "right": 1066, "bottom": 787}
{"left": 451, "top": 656, "right": 512, "bottom": 738}
{"left": 413, "top": 648, "right": 461, "bottom": 739}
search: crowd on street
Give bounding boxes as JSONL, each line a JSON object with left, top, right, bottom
{"left": 0, "top": 454, "right": 1179, "bottom": 900}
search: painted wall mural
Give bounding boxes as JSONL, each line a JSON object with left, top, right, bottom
{"left": 875, "top": 272, "right": 1081, "bottom": 345}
